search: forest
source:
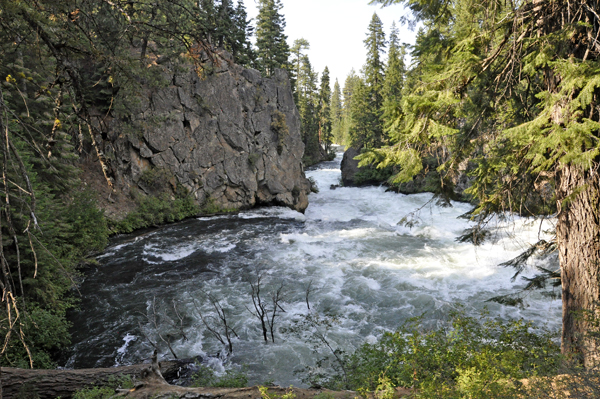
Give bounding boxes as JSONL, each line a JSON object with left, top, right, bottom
{"left": 1, "top": 0, "right": 600, "bottom": 398}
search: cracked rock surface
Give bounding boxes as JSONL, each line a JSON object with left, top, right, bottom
{"left": 98, "top": 51, "right": 310, "bottom": 217}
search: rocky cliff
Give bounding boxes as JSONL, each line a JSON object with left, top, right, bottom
{"left": 86, "top": 51, "right": 311, "bottom": 220}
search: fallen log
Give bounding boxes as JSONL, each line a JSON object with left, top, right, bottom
{"left": 1, "top": 358, "right": 191, "bottom": 399}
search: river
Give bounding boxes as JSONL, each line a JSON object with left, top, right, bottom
{"left": 64, "top": 152, "right": 562, "bottom": 386}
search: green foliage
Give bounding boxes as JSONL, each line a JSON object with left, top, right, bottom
{"left": 337, "top": 309, "right": 561, "bottom": 397}
{"left": 290, "top": 38, "right": 310, "bottom": 101}
{"left": 259, "top": 385, "right": 296, "bottom": 399}
{"left": 72, "top": 375, "right": 134, "bottom": 399}
{"left": 201, "top": 194, "right": 238, "bottom": 215}
{"left": 330, "top": 80, "right": 344, "bottom": 144}
{"left": 110, "top": 191, "right": 200, "bottom": 234}
{"left": 346, "top": 13, "right": 387, "bottom": 150}
{"left": 353, "top": 163, "right": 394, "bottom": 186}
{"left": 255, "top": 0, "right": 290, "bottom": 77}
{"left": 308, "top": 177, "right": 319, "bottom": 193}
{"left": 248, "top": 152, "right": 261, "bottom": 167}
{"left": 271, "top": 110, "right": 289, "bottom": 155}
{"left": 318, "top": 67, "right": 333, "bottom": 153}
{"left": 191, "top": 364, "right": 248, "bottom": 388}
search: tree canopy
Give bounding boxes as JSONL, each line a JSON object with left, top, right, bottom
{"left": 366, "top": 0, "right": 600, "bottom": 365}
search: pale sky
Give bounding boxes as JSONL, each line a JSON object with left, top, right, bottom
{"left": 242, "top": 0, "right": 417, "bottom": 87}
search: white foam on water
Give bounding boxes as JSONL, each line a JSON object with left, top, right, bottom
{"left": 80, "top": 151, "right": 562, "bottom": 386}
{"left": 143, "top": 242, "right": 198, "bottom": 262}
{"left": 114, "top": 334, "right": 137, "bottom": 366}
{"left": 238, "top": 206, "right": 306, "bottom": 221}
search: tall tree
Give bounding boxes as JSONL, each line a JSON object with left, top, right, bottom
{"left": 255, "top": 0, "right": 290, "bottom": 77}
{"left": 297, "top": 55, "right": 321, "bottom": 164}
{"left": 348, "top": 14, "right": 387, "bottom": 149}
{"left": 341, "top": 70, "right": 361, "bottom": 145}
{"left": 330, "top": 79, "right": 344, "bottom": 144}
{"left": 370, "top": 0, "right": 600, "bottom": 366}
{"left": 363, "top": 13, "right": 387, "bottom": 109}
{"left": 318, "top": 67, "right": 333, "bottom": 154}
{"left": 382, "top": 22, "right": 406, "bottom": 132}
{"left": 290, "top": 38, "right": 310, "bottom": 101}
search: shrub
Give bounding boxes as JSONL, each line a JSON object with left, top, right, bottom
{"left": 328, "top": 309, "right": 562, "bottom": 398}
{"left": 191, "top": 364, "right": 248, "bottom": 388}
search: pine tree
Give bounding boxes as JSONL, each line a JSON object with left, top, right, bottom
{"left": 382, "top": 22, "right": 406, "bottom": 132}
{"left": 349, "top": 77, "right": 381, "bottom": 149}
{"left": 255, "top": 0, "right": 290, "bottom": 77}
{"left": 290, "top": 38, "right": 310, "bottom": 102}
{"left": 363, "top": 13, "right": 387, "bottom": 110}
{"left": 341, "top": 70, "right": 361, "bottom": 145}
{"left": 371, "top": 0, "right": 600, "bottom": 365}
{"left": 330, "top": 79, "right": 344, "bottom": 144}
{"left": 296, "top": 55, "right": 321, "bottom": 165}
{"left": 318, "top": 67, "right": 333, "bottom": 154}
{"left": 349, "top": 14, "right": 387, "bottom": 149}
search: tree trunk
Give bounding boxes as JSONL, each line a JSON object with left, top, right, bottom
{"left": 0, "top": 359, "right": 189, "bottom": 399}
{"left": 556, "top": 163, "right": 600, "bottom": 367}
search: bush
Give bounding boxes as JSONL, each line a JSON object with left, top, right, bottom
{"left": 72, "top": 376, "right": 133, "bottom": 399}
{"left": 191, "top": 364, "right": 248, "bottom": 388}
{"left": 110, "top": 190, "right": 199, "bottom": 234}
{"left": 326, "top": 309, "right": 562, "bottom": 398}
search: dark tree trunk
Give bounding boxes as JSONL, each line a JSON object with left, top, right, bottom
{"left": 556, "top": 163, "right": 600, "bottom": 367}
{"left": 0, "top": 359, "right": 188, "bottom": 399}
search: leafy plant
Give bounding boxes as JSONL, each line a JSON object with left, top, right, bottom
{"left": 191, "top": 364, "right": 248, "bottom": 388}
{"left": 324, "top": 308, "right": 561, "bottom": 397}
{"left": 258, "top": 385, "right": 296, "bottom": 399}
{"left": 72, "top": 376, "right": 133, "bottom": 399}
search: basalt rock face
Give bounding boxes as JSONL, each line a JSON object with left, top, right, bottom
{"left": 98, "top": 52, "right": 310, "bottom": 218}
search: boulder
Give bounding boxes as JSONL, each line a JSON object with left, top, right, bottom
{"left": 340, "top": 146, "right": 361, "bottom": 187}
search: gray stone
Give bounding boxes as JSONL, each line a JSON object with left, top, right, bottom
{"left": 341, "top": 146, "right": 362, "bottom": 187}
{"left": 97, "top": 50, "right": 311, "bottom": 214}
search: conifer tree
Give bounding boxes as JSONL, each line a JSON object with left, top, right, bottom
{"left": 371, "top": 0, "right": 600, "bottom": 365}
{"left": 382, "top": 22, "right": 406, "bottom": 131}
{"left": 255, "top": 0, "right": 290, "bottom": 77}
{"left": 318, "top": 67, "right": 333, "bottom": 154}
{"left": 330, "top": 80, "right": 344, "bottom": 144}
{"left": 349, "top": 14, "right": 387, "bottom": 149}
{"left": 341, "top": 70, "right": 361, "bottom": 145}
{"left": 297, "top": 55, "right": 321, "bottom": 164}
{"left": 349, "top": 77, "right": 381, "bottom": 149}
{"left": 290, "top": 38, "right": 310, "bottom": 101}
{"left": 363, "top": 13, "right": 387, "bottom": 110}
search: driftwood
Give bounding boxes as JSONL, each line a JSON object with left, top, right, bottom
{"left": 1, "top": 356, "right": 190, "bottom": 399}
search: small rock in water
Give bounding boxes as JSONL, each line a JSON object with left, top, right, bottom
{"left": 330, "top": 184, "right": 340, "bottom": 190}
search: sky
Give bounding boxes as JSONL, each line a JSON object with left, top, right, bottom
{"left": 242, "top": 0, "right": 418, "bottom": 86}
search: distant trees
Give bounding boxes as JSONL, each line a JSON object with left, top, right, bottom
{"left": 291, "top": 39, "right": 335, "bottom": 165}
{"left": 318, "top": 67, "right": 333, "bottom": 154}
{"left": 330, "top": 80, "right": 344, "bottom": 144}
{"left": 344, "top": 12, "right": 404, "bottom": 150}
